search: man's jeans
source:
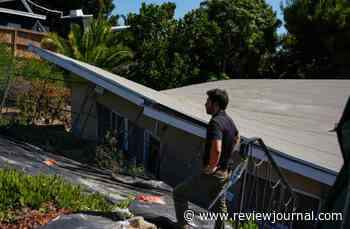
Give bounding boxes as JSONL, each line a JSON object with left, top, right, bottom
{"left": 173, "top": 171, "right": 228, "bottom": 229}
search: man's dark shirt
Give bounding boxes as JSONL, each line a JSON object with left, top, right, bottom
{"left": 203, "top": 110, "right": 238, "bottom": 170}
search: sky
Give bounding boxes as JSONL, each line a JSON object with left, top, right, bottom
{"left": 113, "top": 0, "right": 286, "bottom": 33}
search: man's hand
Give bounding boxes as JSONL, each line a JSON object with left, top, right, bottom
{"left": 203, "top": 165, "right": 217, "bottom": 174}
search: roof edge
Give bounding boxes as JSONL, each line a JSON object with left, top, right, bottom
{"left": 0, "top": 7, "right": 46, "bottom": 19}
{"left": 28, "top": 44, "right": 145, "bottom": 106}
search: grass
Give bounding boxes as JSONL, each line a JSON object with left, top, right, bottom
{"left": 0, "top": 168, "right": 114, "bottom": 223}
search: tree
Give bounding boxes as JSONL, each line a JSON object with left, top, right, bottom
{"left": 82, "top": 0, "right": 115, "bottom": 18}
{"left": 175, "top": 8, "right": 227, "bottom": 83}
{"left": 41, "top": 19, "right": 132, "bottom": 74}
{"left": 280, "top": 0, "right": 350, "bottom": 78}
{"left": 198, "top": 0, "right": 280, "bottom": 77}
{"left": 121, "top": 1, "right": 280, "bottom": 90}
{"left": 121, "top": 3, "right": 191, "bottom": 90}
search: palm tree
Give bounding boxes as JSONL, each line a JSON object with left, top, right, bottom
{"left": 41, "top": 19, "right": 132, "bottom": 73}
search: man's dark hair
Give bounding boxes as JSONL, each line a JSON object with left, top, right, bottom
{"left": 206, "top": 88, "right": 229, "bottom": 110}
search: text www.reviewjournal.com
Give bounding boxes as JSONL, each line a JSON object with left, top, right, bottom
{"left": 183, "top": 210, "right": 343, "bottom": 224}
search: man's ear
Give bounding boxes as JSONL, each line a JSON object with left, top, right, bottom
{"left": 213, "top": 101, "right": 220, "bottom": 111}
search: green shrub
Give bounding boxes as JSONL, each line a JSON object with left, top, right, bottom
{"left": 15, "top": 58, "right": 66, "bottom": 87}
{"left": 115, "top": 196, "right": 134, "bottom": 209}
{"left": 16, "top": 79, "right": 70, "bottom": 125}
{"left": 94, "top": 131, "right": 145, "bottom": 177}
{"left": 0, "top": 168, "right": 113, "bottom": 223}
{"left": 0, "top": 44, "right": 14, "bottom": 90}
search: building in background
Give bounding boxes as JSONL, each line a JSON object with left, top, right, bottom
{"left": 0, "top": 0, "right": 47, "bottom": 31}
{"left": 0, "top": 0, "right": 92, "bottom": 34}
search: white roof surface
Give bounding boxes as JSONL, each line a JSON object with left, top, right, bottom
{"left": 162, "top": 80, "right": 350, "bottom": 173}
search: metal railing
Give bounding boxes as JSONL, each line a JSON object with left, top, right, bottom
{"left": 209, "top": 137, "right": 298, "bottom": 229}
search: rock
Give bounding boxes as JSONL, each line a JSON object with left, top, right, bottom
{"left": 128, "top": 216, "right": 157, "bottom": 229}
{"left": 112, "top": 207, "right": 133, "bottom": 220}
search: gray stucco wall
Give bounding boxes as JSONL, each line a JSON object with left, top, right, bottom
{"left": 71, "top": 82, "right": 98, "bottom": 140}
{"left": 157, "top": 124, "right": 205, "bottom": 186}
{"left": 70, "top": 82, "right": 206, "bottom": 185}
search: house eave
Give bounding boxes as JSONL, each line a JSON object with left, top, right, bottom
{"left": 0, "top": 7, "right": 46, "bottom": 19}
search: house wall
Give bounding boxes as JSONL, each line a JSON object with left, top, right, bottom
{"left": 95, "top": 91, "right": 155, "bottom": 132}
{"left": 0, "top": 25, "right": 46, "bottom": 58}
{"left": 71, "top": 82, "right": 205, "bottom": 183}
{"left": 71, "top": 82, "right": 159, "bottom": 139}
{"left": 157, "top": 124, "right": 205, "bottom": 186}
{"left": 71, "top": 82, "right": 98, "bottom": 140}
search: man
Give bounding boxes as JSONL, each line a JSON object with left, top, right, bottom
{"left": 173, "top": 88, "right": 239, "bottom": 229}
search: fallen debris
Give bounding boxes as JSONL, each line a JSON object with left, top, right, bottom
{"left": 136, "top": 194, "right": 166, "bottom": 205}
{"left": 43, "top": 159, "right": 57, "bottom": 166}
{"left": 0, "top": 202, "right": 72, "bottom": 229}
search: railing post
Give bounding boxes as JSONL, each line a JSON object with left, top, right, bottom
{"left": 11, "top": 29, "right": 17, "bottom": 57}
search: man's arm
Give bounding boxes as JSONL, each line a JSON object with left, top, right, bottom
{"left": 204, "top": 139, "right": 222, "bottom": 174}
{"left": 203, "top": 120, "right": 222, "bottom": 174}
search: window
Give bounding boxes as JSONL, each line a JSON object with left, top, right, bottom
{"left": 97, "top": 103, "right": 161, "bottom": 176}
{"left": 111, "top": 111, "right": 128, "bottom": 151}
{"left": 97, "top": 103, "right": 128, "bottom": 152}
{"left": 128, "top": 121, "right": 145, "bottom": 164}
{"left": 97, "top": 103, "right": 110, "bottom": 140}
{"left": 7, "top": 23, "right": 21, "bottom": 29}
{"left": 144, "top": 130, "right": 160, "bottom": 177}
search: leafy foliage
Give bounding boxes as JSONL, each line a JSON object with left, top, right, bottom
{"left": 16, "top": 79, "right": 70, "bottom": 126}
{"left": 279, "top": 0, "right": 350, "bottom": 77}
{"left": 0, "top": 45, "right": 71, "bottom": 127}
{"left": 16, "top": 58, "right": 66, "bottom": 87}
{"left": 121, "top": 0, "right": 280, "bottom": 90}
{"left": 199, "top": 0, "right": 280, "bottom": 76}
{"left": 0, "top": 168, "right": 113, "bottom": 223}
{"left": 94, "top": 131, "right": 145, "bottom": 177}
{"left": 41, "top": 19, "right": 132, "bottom": 73}
{"left": 121, "top": 3, "right": 185, "bottom": 90}
{"left": 114, "top": 196, "right": 134, "bottom": 210}
{"left": 0, "top": 44, "right": 14, "bottom": 95}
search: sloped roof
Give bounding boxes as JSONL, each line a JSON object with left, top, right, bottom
{"left": 29, "top": 45, "right": 348, "bottom": 185}
{"left": 162, "top": 80, "right": 350, "bottom": 174}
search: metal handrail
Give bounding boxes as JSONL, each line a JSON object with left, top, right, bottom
{"left": 243, "top": 137, "right": 296, "bottom": 204}
{"left": 207, "top": 137, "right": 297, "bottom": 228}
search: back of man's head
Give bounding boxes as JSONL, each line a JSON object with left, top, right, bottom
{"left": 206, "top": 88, "right": 229, "bottom": 110}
